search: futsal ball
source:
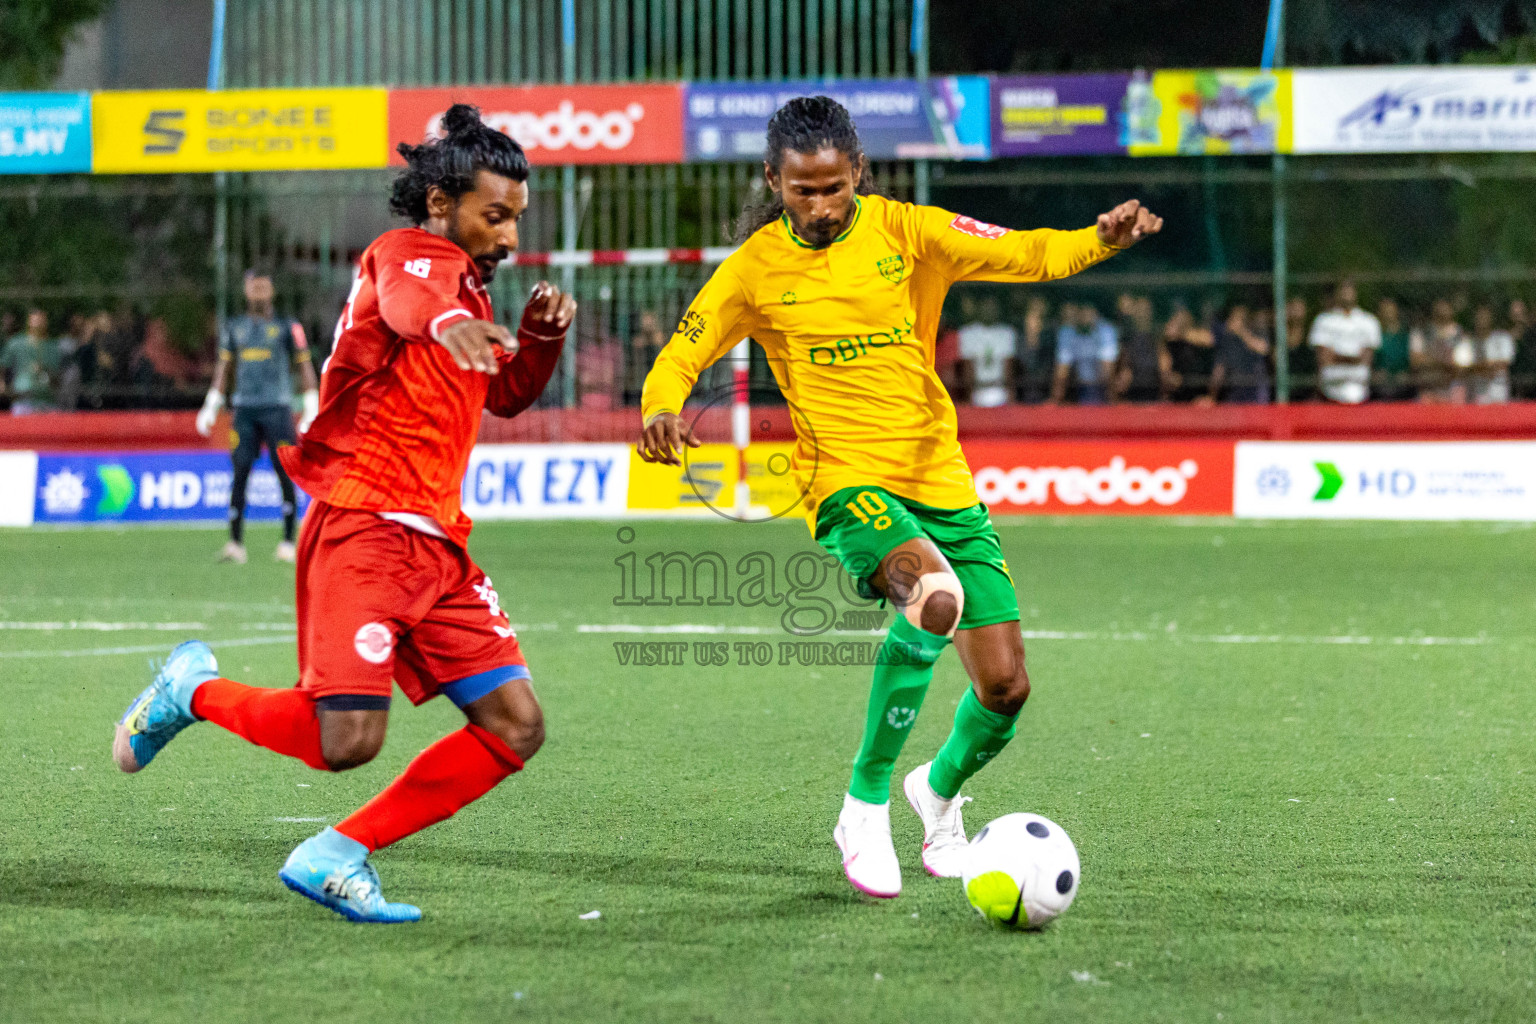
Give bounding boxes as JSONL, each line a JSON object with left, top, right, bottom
{"left": 961, "top": 813, "right": 1080, "bottom": 929}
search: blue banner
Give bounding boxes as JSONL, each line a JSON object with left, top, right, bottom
{"left": 34, "top": 450, "right": 307, "bottom": 524}
{"left": 684, "top": 77, "right": 990, "bottom": 162}
{"left": 0, "top": 93, "right": 91, "bottom": 174}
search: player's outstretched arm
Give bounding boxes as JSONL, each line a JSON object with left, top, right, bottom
{"left": 637, "top": 411, "right": 701, "bottom": 466}
{"left": 485, "top": 282, "right": 576, "bottom": 418}
{"left": 1096, "top": 199, "right": 1163, "bottom": 250}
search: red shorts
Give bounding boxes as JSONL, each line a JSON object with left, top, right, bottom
{"left": 295, "top": 502, "right": 528, "bottom": 707}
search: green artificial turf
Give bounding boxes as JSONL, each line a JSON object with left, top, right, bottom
{"left": 1, "top": 517, "right": 1534, "bottom": 1023}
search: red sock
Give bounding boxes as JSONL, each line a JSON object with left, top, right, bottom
{"left": 335, "top": 724, "right": 523, "bottom": 852}
{"left": 191, "top": 679, "right": 329, "bottom": 771}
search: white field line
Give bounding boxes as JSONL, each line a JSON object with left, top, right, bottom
{"left": 575, "top": 624, "right": 1495, "bottom": 646}
{"left": 0, "top": 620, "right": 209, "bottom": 631}
{"left": 0, "top": 634, "right": 295, "bottom": 659}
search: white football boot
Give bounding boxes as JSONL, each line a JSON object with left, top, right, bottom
{"left": 218, "top": 540, "right": 247, "bottom": 564}
{"left": 833, "top": 794, "right": 901, "bottom": 898}
{"left": 903, "top": 761, "right": 973, "bottom": 878}
{"left": 273, "top": 540, "right": 297, "bottom": 563}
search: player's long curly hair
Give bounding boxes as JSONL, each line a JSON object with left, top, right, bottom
{"left": 390, "top": 103, "right": 530, "bottom": 224}
{"left": 732, "top": 95, "right": 886, "bottom": 244}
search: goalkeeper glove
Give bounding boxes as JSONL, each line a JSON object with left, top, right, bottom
{"left": 298, "top": 389, "right": 320, "bottom": 433}
{"left": 195, "top": 390, "right": 224, "bottom": 437}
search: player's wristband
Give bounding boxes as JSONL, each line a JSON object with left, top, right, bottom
{"left": 301, "top": 389, "right": 319, "bottom": 419}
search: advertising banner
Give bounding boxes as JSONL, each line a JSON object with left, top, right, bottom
{"left": 1234, "top": 441, "right": 1536, "bottom": 520}
{"left": 0, "top": 450, "right": 38, "bottom": 526}
{"left": 964, "top": 440, "right": 1235, "bottom": 516}
{"left": 1127, "top": 69, "right": 1289, "bottom": 156}
{"left": 461, "top": 443, "right": 629, "bottom": 519}
{"left": 1290, "top": 67, "right": 1536, "bottom": 154}
{"left": 685, "top": 77, "right": 990, "bottom": 162}
{"left": 91, "top": 88, "right": 387, "bottom": 173}
{"left": 0, "top": 93, "right": 91, "bottom": 174}
{"left": 627, "top": 442, "right": 802, "bottom": 517}
{"left": 33, "top": 451, "right": 307, "bottom": 524}
{"left": 992, "top": 74, "right": 1129, "bottom": 156}
{"left": 389, "top": 86, "right": 685, "bottom": 167}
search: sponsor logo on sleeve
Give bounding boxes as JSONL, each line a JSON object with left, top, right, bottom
{"left": 404, "top": 257, "right": 432, "bottom": 278}
{"left": 949, "top": 214, "right": 1009, "bottom": 240}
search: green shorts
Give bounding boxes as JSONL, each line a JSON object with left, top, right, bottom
{"left": 813, "top": 485, "right": 1020, "bottom": 632}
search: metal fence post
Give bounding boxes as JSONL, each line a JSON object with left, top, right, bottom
{"left": 1263, "top": 0, "right": 1289, "bottom": 402}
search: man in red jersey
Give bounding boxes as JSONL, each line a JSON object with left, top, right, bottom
{"left": 111, "top": 105, "right": 573, "bottom": 923}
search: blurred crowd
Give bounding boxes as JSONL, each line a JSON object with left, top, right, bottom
{"left": 933, "top": 280, "right": 1536, "bottom": 407}
{"left": 0, "top": 307, "right": 212, "bottom": 415}
{"left": 7, "top": 280, "right": 1535, "bottom": 415}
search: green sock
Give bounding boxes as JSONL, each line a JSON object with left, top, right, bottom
{"left": 928, "top": 686, "right": 1019, "bottom": 800}
{"left": 846, "top": 616, "right": 950, "bottom": 804}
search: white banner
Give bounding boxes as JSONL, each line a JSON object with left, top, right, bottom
{"left": 0, "top": 450, "right": 37, "bottom": 526}
{"left": 461, "top": 443, "right": 629, "bottom": 520}
{"left": 1291, "top": 67, "right": 1536, "bottom": 153}
{"left": 1234, "top": 442, "right": 1536, "bottom": 520}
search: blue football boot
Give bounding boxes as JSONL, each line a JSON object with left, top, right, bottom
{"left": 113, "top": 640, "right": 219, "bottom": 773}
{"left": 279, "top": 828, "right": 422, "bottom": 924}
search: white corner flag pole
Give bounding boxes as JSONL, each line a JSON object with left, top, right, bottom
{"left": 731, "top": 338, "right": 752, "bottom": 519}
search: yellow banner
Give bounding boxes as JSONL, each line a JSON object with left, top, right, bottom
{"left": 628, "top": 442, "right": 805, "bottom": 519}
{"left": 1128, "top": 70, "right": 1291, "bottom": 156}
{"left": 91, "top": 88, "right": 387, "bottom": 173}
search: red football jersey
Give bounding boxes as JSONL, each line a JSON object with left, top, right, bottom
{"left": 280, "top": 227, "right": 562, "bottom": 547}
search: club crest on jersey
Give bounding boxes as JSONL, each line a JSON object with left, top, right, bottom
{"left": 403, "top": 258, "right": 432, "bottom": 279}
{"left": 950, "top": 214, "right": 1008, "bottom": 240}
{"left": 876, "top": 254, "right": 907, "bottom": 284}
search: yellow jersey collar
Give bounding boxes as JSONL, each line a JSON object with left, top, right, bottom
{"left": 781, "top": 196, "right": 863, "bottom": 250}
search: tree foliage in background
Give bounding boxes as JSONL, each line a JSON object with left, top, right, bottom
{"left": 0, "top": 0, "right": 113, "bottom": 88}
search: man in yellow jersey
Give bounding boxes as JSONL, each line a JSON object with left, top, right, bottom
{"left": 637, "top": 96, "right": 1161, "bottom": 898}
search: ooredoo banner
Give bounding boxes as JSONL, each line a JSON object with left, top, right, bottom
{"left": 963, "top": 441, "right": 1235, "bottom": 516}
{"left": 389, "top": 86, "right": 685, "bottom": 166}
{"left": 33, "top": 451, "right": 308, "bottom": 524}
{"left": 1290, "top": 67, "right": 1536, "bottom": 154}
{"left": 1234, "top": 441, "right": 1536, "bottom": 520}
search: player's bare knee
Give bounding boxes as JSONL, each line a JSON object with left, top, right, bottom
{"left": 320, "top": 733, "right": 383, "bottom": 772}
{"left": 490, "top": 712, "right": 544, "bottom": 762}
{"left": 902, "top": 572, "right": 964, "bottom": 637}
{"left": 980, "top": 658, "right": 1030, "bottom": 716}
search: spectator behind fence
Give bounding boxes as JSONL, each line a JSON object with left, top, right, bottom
{"left": 1210, "top": 302, "right": 1272, "bottom": 403}
{"left": 1, "top": 308, "right": 62, "bottom": 415}
{"left": 1374, "top": 297, "right": 1414, "bottom": 400}
{"left": 1508, "top": 298, "right": 1536, "bottom": 400}
{"left": 626, "top": 309, "right": 667, "bottom": 406}
{"left": 1161, "top": 304, "right": 1214, "bottom": 403}
{"left": 1468, "top": 302, "right": 1515, "bottom": 405}
{"left": 957, "top": 296, "right": 1017, "bottom": 407}
{"left": 1411, "top": 297, "right": 1470, "bottom": 403}
{"left": 1018, "top": 295, "right": 1054, "bottom": 403}
{"left": 1051, "top": 301, "right": 1118, "bottom": 405}
{"left": 577, "top": 328, "right": 625, "bottom": 411}
{"left": 1283, "top": 296, "right": 1317, "bottom": 401}
{"left": 1113, "top": 294, "right": 1162, "bottom": 402}
{"left": 1309, "top": 279, "right": 1380, "bottom": 404}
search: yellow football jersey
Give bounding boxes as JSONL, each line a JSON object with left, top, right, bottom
{"left": 641, "top": 193, "right": 1120, "bottom": 523}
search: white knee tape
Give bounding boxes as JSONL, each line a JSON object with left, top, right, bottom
{"left": 902, "top": 571, "right": 965, "bottom": 636}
